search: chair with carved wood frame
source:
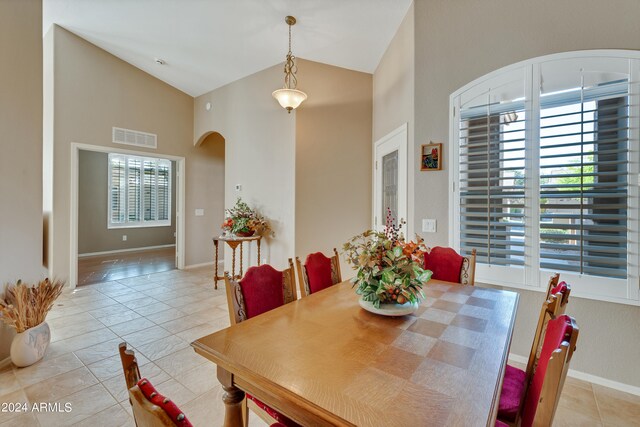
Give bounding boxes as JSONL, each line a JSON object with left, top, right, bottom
{"left": 119, "top": 342, "right": 191, "bottom": 427}
{"left": 544, "top": 273, "right": 560, "bottom": 300}
{"left": 459, "top": 248, "right": 477, "bottom": 285}
{"left": 224, "top": 264, "right": 298, "bottom": 326}
{"left": 423, "top": 247, "right": 477, "bottom": 285}
{"left": 498, "top": 276, "right": 571, "bottom": 423}
{"left": 293, "top": 248, "right": 342, "bottom": 298}
{"left": 513, "top": 315, "right": 579, "bottom": 426}
{"left": 524, "top": 281, "right": 571, "bottom": 379}
{"left": 527, "top": 275, "right": 571, "bottom": 373}
{"left": 223, "top": 264, "right": 300, "bottom": 427}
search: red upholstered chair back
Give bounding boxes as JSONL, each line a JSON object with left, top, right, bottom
{"left": 524, "top": 282, "right": 571, "bottom": 385}
{"left": 525, "top": 277, "right": 572, "bottom": 383}
{"left": 294, "top": 248, "right": 342, "bottom": 297}
{"left": 119, "top": 342, "right": 193, "bottom": 427}
{"left": 544, "top": 273, "right": 560, "bottom": 300}
{"left": 424, "top": 247, "right": 476, "bottom": 285}
{"left": 550, "top": 281, "right": 571, "bottom": 312}
{"left": 521, "top": 315, "right": 578, "bottom": 427}
{"left": 224, "top": 264, "right": 297, "bottom": 325}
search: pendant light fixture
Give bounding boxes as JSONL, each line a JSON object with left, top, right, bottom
{"left": 272, "top": 16, "right": 307, "bottom": 113}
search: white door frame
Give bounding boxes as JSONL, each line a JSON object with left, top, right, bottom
{"left": 70, "top": 142, "right": 186, "bottom": 290}
{"left": 373, "top": 123, "right": 408, "bottom": 232}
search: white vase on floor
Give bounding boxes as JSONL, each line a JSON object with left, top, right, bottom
{"left": 10, "top": 321, "right": 51, "bottom": 367}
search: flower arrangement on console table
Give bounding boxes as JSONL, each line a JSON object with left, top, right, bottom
{"left": 221, "top": 198, "right": 273, "bottom": 238}
{"left": 0, "top": 278, "right": 65, "bottom": 367}
{"left": 343, "top": 210, "right": 432, "bottom": 316}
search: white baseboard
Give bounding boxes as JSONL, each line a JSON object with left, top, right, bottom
{"left": 184, "top": 261, "right": 222, "bottom": 270}
{"left": 79, "top": 244, "right": 175, "bottom": 258}
{"left": 508, "top": 353, "right": 640, "bottom": 396}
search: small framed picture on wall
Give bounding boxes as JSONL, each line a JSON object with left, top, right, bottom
{"left": 421, "top": 142, "right": 442, "bottom": 171}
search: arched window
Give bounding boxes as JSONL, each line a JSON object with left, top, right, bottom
{"left": 450, "top": 50, "right": 640, "bottom": 304}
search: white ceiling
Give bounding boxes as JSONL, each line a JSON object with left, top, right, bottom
{"left": 43, "top": 0, "right": 412, "bottom": 97}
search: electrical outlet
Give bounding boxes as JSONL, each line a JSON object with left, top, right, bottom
{"left": 422, "top": 219, "right": 436, "bottom": 233}
{"left": 122, "top": 235, "right": 127, "bottom": 241}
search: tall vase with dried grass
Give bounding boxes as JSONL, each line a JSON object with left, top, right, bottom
{"left": 0, "top": 278, "right": 65, "bottom": 367}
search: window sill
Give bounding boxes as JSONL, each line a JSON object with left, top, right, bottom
{"left": 108, "top": 222, "right": 171, "bottom": 230}
{"left": 477, "top": 279, "right": 640, "bottom": 307}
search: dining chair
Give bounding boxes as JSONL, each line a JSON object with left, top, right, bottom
{"left": 223, "top": 264, "right": 301, "bottom": 427}
{"left": 529, "top": 279, "right": 571, "bottom": 373}
{"left": 423, "top": 246, "right": 476, "bottom": 285}
{"left": 544, "top": 273, "right": 560, "bottom": 300}
{"left": 292, "top": 248, "right": 342, "bottom": 297}
{"left": 118, "top": 342, "right": 193, "bottom": 427}
{"left": 224, "top": 264, "right": 298, "bottom": 325}
{"left": 497, "top": 278, "right": 571, "bottom": 423}
{"left": 517, "top": 315, "right": 579, "bottom": 426}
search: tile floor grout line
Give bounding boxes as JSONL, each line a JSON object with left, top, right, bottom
{"left": 591, "top": 385, "right": 606, "bottom": 424}
{"left": 7, "top": 266, "right": 638, "bottom": 426}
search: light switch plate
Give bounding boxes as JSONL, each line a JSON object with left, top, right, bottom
{"left": 195, "top": 209, "right": 204, "bottom": 216}
{"left": 422, "top": 219, "right": 436, "bottom": 233}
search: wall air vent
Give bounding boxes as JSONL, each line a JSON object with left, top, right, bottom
{"left": 112, "top": 127, "right": 157, "bottom": 149}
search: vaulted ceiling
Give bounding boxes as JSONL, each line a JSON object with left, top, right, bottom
{"left": 44, "top": 0, "right": 412, "bottom": 96}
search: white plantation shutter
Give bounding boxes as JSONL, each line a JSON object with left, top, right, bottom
{"left": 127, "top": 157, "right": 142, "bottom": 222}
{"left": 539, "top": 82, "right": 629, "bottom": 279}
{"left": 108, "top": 153, "right": 171, "bottom": 228}
{"left": 143, "top": 159, "right": 157, "bottom": 221}
{"left": 456, "top": 70, "right": 528, "bottom": 285}
{"left": 459, "top": 94, "right": 527, "bottom": 268}
{"left": 109, "top": 155, "right": 126, "bottom": 224}
{"left": 157, "top": 161, "right": 170, "bottom": 221}
{"left": 452, "top": 52, "right": 640, "bottom": 303}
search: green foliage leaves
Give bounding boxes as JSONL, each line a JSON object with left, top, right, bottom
{"left": 343, "top": 230, "right": 431, "bottom": 306}
{"left": 222, "top": 198, "right": 273, "bottom": 236}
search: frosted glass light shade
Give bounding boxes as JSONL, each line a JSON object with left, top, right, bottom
{"left": 272, "top": 88, "right": 307, "bottom": 112}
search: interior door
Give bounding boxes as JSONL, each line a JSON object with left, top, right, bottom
{"left": 373, "top": 124, "right": 407, "bottom": 231}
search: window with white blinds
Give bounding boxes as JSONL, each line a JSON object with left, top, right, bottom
{"left": 451, "top": 52, "right": 640, "bottom": 304}
{"left": 109, "top": 153, "right": 172, "bottom": 228}
{"left": 539, "top": 82, "right": 629, "bottom": 279}
{"left": 458, "top": 80, "right": 527, "bottom": 269}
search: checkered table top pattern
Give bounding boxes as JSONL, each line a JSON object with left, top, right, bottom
{"left": 194, "top": 280, "right": 519, "bottom": 427}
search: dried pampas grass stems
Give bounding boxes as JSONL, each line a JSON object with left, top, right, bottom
{"left": 0, "top": 278, "right": 65, "bottom": 333}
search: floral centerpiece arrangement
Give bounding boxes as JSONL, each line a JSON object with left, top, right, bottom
{"left": 343, "top": 210, "right": 431, "bottom": 312}
{"left": 221, "top": 198, "right": 272, "bottom": 237}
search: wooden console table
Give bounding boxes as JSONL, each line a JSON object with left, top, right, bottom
{"left": 212, "top": 235, "right": 262, "bottom": 289}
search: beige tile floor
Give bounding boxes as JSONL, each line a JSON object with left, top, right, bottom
{"left": 0, "top": 266, "right": 638, "bottom": 426}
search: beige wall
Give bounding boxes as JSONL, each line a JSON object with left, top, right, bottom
{"left": 45, "top": 26, "right": 224, "bottom": 283}
{"left": 0, "top": 0, "right": 44, "bottom": 283}
{"left": 195, "top": 60, "right": 373, "bottom": 272}
{"left": 295, "top": 59, "right": 372, "bottom": 265}
{"left": 77, "top": 150, "right": 176, "bottom": 254}
{"left": 194, "top": 64, "right": 296, "bottom": 270}
{"left": 186, "top": 133, "right": 225, "bottom": 267}
{"left": 406, "top": 0, "right": 640, "bottom": 387}
{"left": 372, "top": 3, "right": 415, "bottom": 236}
{"left": 0, "top": 0, "right": 43, "bottom": 363}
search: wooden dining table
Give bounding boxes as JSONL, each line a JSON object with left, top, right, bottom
{"left": 191, "top": 279, "right": 519, "bottom": 426}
